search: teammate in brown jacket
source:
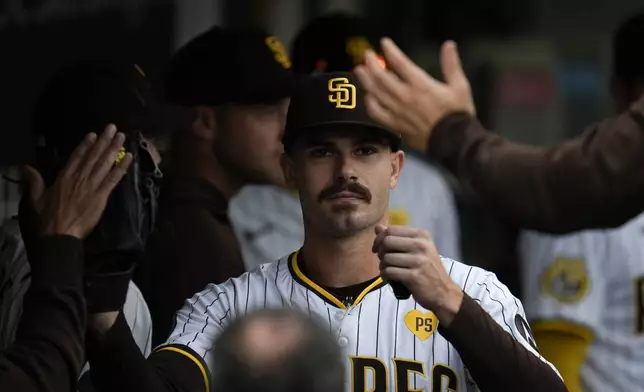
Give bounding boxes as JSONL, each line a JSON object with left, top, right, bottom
{"left": 0, "top": 127, "right": 132, "bottom": 392}
{"left": 355, "top": 13, "right": 644, "bottom": 234}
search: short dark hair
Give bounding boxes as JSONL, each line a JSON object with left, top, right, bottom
{"left": 613, "top": 11, "right": 644, "bottom": 88}
{"left": 211, "top": 309, "right": 344, "bottom": 392}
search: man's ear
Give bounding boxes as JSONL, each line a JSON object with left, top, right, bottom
{"left": 280, "top": 153, "right": 297, "bottom": 189}
{"left": 190, "top": 105, "right": 217, "bottom": 141}
{"left": 389, "top": 150, "right": 405, "bottom": 189}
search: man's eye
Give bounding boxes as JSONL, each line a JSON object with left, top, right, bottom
{"left": 355, "top": 146, "right": 378, "bottom": 156}
{"left": 309, "top": 148, "right": 333, "bottom": 157}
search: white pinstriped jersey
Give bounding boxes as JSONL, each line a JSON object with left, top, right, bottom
{"left": 229, "top": 155, "right": 461, "bottom": 271}
{"left": 520, "top": 213, "right": 644, "bottom": 392}
{"left": 160, "top": 252, "right": 554, "bottom": 392}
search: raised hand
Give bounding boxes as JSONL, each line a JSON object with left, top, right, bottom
{"left": 22, "top": 124, "right": 133, "bottom": 239}
{"left": 355, "top": 38, "right": 476, "bottom": 152}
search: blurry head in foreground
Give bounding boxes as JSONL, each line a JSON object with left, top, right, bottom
{"left": 611, "top": 11, "right": 644, "bottom": 111}
{"left": 212, "top": 309, "right": 344, "bottom": 392}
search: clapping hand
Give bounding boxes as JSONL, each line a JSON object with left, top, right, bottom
{"left": 22, "top": 124, "right": 133, "bottom": 239}
{"left": 355, "top": 38, "right": 476, "bottom": 153}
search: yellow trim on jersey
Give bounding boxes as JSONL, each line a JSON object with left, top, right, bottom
{"left": 289, "top": 250, "right": 384, "bottom": 310}
{"left": 532, "top": 320, "right": 594, "bottom": 343}
{"left": 534, "top": 330, "right": 589, "bottom": 392}
{"left": 156, "top": 346, "right": 210, "bottom": 392}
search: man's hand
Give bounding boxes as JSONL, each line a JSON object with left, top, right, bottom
{"left": 22, "top": 124, "right": 133, "bottom": 239}
{"left": 373, "top": 224, "right": 464, "bottom": 326}
{"left": 355, "top": 38, "right": 475, "bottom": 152}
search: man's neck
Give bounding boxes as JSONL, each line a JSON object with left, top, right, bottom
{"left": 300, "top": 226, "right": 381, "bottom": 288}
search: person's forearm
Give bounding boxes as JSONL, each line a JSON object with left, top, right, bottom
{"left": 87, "top": 311, "right": 206, "bottom": 392}
{"left": 438, "top": 295, "right": 567, "bottom": 392}
{"left": 0, "top": 235, "right": 85, "bottom": 392}
{"left": 429, "top": 96, "right": 644, "bottom": 233}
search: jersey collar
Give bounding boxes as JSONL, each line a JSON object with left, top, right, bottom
{"left": 288, "top": 249, "right": 386, "bottom": 309}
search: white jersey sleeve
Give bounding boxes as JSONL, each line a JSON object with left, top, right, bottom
{"left": 460, "top": 263, "right": 553, "bottom": 368}
{"left": 228, "top": 185, "right": 303, "bottom": 270}
{"left": 519, "top": 229, "right": 608, "bottom": 335}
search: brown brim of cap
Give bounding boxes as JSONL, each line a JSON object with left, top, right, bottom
{"left": 283, "top": 120, "right": 401, "bottom": 152}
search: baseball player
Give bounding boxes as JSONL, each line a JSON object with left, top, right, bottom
{"left": 86, "top": 72, "right": 564, "bottom": 392}
{"left": 229, "top": 12, "right": 460, "bottom": 271}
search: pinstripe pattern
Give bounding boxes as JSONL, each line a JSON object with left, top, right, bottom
{"left": 520, "top": 212, "right": 644, "bottom": 392}
{"left": 162, "top": 254, "right": 555, "bottom": 391}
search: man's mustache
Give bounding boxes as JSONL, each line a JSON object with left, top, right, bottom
{"left": 318, "top": 181, "right": 372, "bottom": 202}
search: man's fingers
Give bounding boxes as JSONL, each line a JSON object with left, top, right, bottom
{"left": 380, "top": 37, "right": 428, "bottom": 83}
{"left": 364, "top": 94, "right": 396, "bottom": 129}
{"left": 380, "top": 265, "right": 411, "bottom": 284}
{"left": 98, "top": 152, "right": 132, "bottom": 196}
{"left": 379, "top": 252, "right": 417, "bottom": 269}
{"left": 363, "top": 50, "right": 409, "bottom": 108}
{"left": 440, "top": 41, "right": 467, "bottom": 88}
{"left": 90, "top": 132, "right": 127, "bottom": 188}
{"left": 21, "top": 165, "right": 45, "bottom": 204}
{"left": 380, "top": 225, "right": 430, "bottom": 239}
{"left": 377, "top": 235, "right": 420, "bottom": 255}
{"left": 61, "top": 132, "right": 97, "bottom": 178}
{"left": 78, "top": 124, "right": 117, "bottom": 181}
{"left": 372, "top": 224, "right": 388, "bottom": 253}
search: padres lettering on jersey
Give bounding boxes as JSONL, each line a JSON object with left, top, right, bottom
{"left": 520, "top": 212, "right": 644, "bottom": 392}
{"left": 160, "top": 251, "right": 552, "bottom": 392}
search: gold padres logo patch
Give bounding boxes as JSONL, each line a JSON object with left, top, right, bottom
{"left": 405, "top": 310, "right": 438, "bottom": 341}
{"left": 328, "top": 77, "right": 356, "bottom": 109}
{"left": 265, "top": 36, "right": 292, "bottom": 69}
{"left": 541, "top": 257, "right": 589, "bottom": 304}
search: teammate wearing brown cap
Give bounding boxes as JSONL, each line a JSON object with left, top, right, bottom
{"left": 130, "top": 26, "right": 296, "bottom": 344}
{"left": 230, "top": 13, "right": 461, "bottom": 276}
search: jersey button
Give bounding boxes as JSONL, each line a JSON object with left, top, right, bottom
{"left": 334, "top": 311, "right": 344, "bottom": 321}
{"left": 337, "top": 336, "right": 349, "bottom": 347}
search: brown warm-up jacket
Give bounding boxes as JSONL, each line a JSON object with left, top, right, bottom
{"left": 134, "top": 174, "right": 245, "bottom": 346}
{"left": 429, "top": 95, "right": 644, "bottom": 234}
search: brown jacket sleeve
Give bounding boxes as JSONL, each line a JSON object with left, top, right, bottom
{"left": 439, "top": 294, "right": 567, "bottom": 392}
{"left": 87, "top": 311, "right": 207, "bottom": 392}
{"left": 428, "top": 95, "right": 644, "bottom": 233}
{"left": 0, "top": 236, "right": 86, "bottom": 392}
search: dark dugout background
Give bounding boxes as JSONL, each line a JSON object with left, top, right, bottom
{"left": 0, "top": 0, "right": 175, "bottom": 166}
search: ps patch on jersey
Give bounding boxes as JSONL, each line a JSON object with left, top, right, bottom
{"left": 541, "top": 256, "right": 589, "bottom": 303}
{"left": 404, "top": 310, "right": 438, "bottom": 341}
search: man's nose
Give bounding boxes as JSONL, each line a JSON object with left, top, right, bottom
{"left": 333, "top": 153, "right": 358, "bottom": 182}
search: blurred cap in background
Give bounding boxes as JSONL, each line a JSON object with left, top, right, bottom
{"left": 32, "top": 60, "right": 194, "bottom": 161}
{"left": 165, "top": 26, "right": 295, "bottom": 107}
{"left": 291, "top": 11, "right": 385, "bottom": 74}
